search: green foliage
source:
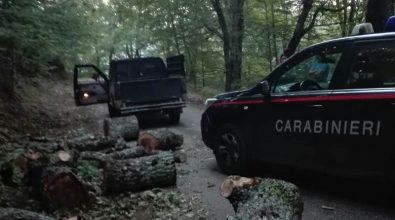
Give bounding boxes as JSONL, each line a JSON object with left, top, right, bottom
{"left": 75, "top": 160, "right": 101, "bottom": 183}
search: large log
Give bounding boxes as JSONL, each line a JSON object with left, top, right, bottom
{"left": 220, "top": 176, "right": 303, "bottom": 220}
{"left": 66, "top": 135, "right": 118, "bottom": 152}
{"left": 41, "top": 166, "right": 88, "bottom": 210}
{"left": 103, "top": 151, "right": 176, "bottom": 194}
{"left": 103, "top": 116, "right": 139, "bottom": 141}
{"left": 137, "top": 129, "right": 183, "bottom": 153}
{"left": 0, "top": 207, "right": 55, "bottom": 220}
{"left": 79, "top": 146, "right": 154, "bottom": 163}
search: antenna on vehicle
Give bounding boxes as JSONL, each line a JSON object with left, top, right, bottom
{"left": 350, "top": 23, "right": 374, "bottom": 36}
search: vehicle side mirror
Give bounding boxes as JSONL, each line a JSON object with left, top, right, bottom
{"left": 261, "top": 81, "right": 270, "bottom": 98}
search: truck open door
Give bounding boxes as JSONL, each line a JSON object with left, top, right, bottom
{"left": 73, "top": 64, "right": 109, "bottom": 106}
{"left": 166, "top": 55, "right": 185, "bottom": 77}
{"left": 166, "top": 55, "right": 187, "bottom": 94}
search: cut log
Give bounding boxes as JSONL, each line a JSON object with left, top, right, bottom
{"left": 47, "top": 151, "right": 73, "bottom": 167}
{"left": 0, "top": 149, "right": 29, "bottom": 186}
{"left": 103, "top": 116, "right": 139, "bottom": 141}
{"left": 41, "top": 166, "right": 88, "bottom": 210}
{"left": 0, "top": 149, "right": 48, "bottom": 187}
{"left": 80, "top": 146, "right": 154, "bottom": 163}
{"left": 103, "top": 151, "right": 176, "bottom": 194}
{"left": 66, "top": 135, "right": 118, "bottom": 152}
{"left": 220, "top": 176, "right": 303, "bottom": 220}
{"left": 137, "top": 129, "right": 183, "bottom": 153}
{"left": 103, "top": 139, "right": 132, "bottom": 154}
{"left": 0, "top": 207, "right": 55, "bottom": 220}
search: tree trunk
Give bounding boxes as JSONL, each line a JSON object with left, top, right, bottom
{"left": 264, "top": 0, "right": 273, "bottom": 70}
{"left": 228, "top": 0, "right": 245, "bottom": 91}
{"left": 366, "top": 0, "right": 394, "bottom": 33}
{"left": 282, "top": 0, "right": 315, "bottom": 58}
{"left": 270, "top": 0, "right": 279, "bottom": 64}
{"left": 103, "top": 151, "right": 176, "bottom": 194}
{"left": 220, "top": 176, "right": 303, "bottom": 220}
{"left": 0, "top": 208, "right": 55, "bottom": 220}
{"left": 211, "top": 0, "right": 245, "bottom": 92}
{"left": 348, "top": 0, "right": 357, "bottom": 35}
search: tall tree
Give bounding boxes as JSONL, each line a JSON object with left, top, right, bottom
{"left": 366, "top": 0, "right": 394, "bottom": 32}
{"left": 211, "top": 0, "right": 245, "bottom": 91}
{"left": 282, "top": 0, "right": 321, "bottom": 58}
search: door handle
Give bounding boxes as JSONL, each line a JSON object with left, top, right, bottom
{"left": 308, "top": 104, "right": 323, "bottom": 108}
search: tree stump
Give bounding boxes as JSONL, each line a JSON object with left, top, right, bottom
{"left": 41, "top": 166, "right": 88, "bottom": 211}
{"left": 220, "top": 176, "right": 303, "bottom": 220}
{"left": 103, "top": 151, "right": 176, "bottom": 194}
{"left": 103, "top": 116, "right": 139, "bottom": 141}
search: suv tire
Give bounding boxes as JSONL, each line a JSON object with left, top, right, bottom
{"left": 214, "top": 124, "right": 248, "bottom": 175}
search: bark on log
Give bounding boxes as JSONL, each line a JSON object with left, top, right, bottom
{"left": 66, "top": 136, "right": 118, "bottom": 152}
{"left": 137, "top": 129, "right": 183, "bottom": 153}
{"left": 0, "top": 207, "right": 55, "bottom": 220}
{"left": 103, "top": 116, "right": 139, "bottom": 141}
{"left": 103, "top": 139, "right": 132, "bottom": 154}
{"left": 79, "top": 146, "right": 154, "bottom": 163}
{"left": 220, "top": 176, "right": 303, "bottom": 220}
{"left": 103, "top": 151, "right": 176, "bottom": 194}
{"left": 0, "top": 150, "right": 29, "bottom": 186}
{"left": 41, "top": 166, "right": 88, "bottom": 210}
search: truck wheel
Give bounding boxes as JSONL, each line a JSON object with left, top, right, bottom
{"left": 214, "top": 124, "right": 248, "bottom": 175}
{"left": 108, "top": 104, "right": 120, "bottom": 118}
{"left": 168, "top": 110, "right": 181, "bottom": 123}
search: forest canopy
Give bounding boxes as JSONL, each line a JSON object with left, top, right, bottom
{"left": 0, "top": 0, "right": 393, "bottom": 95}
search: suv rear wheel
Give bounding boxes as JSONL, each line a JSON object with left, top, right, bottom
{"left": 214, "top": 124, "right": 248, "bottom": 175}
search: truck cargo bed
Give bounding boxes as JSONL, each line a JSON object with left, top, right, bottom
{"left": 119, "top": 77, "right": 185, "bottom": 104}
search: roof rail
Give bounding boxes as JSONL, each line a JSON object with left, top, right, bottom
{"left": 350, "top": 23, "right": 374, "bottom": 36}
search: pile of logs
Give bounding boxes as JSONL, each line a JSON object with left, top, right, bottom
{"left": 0, "top": 116, "right": 186, "bottom": 218}
{"left": 220, "top": 176, "right": 303, "bottom": 220}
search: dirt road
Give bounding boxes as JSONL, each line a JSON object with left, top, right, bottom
{"left": 170, "top": 104, "right": 395, "bottom": 220}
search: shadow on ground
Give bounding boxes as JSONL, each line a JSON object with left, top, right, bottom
{"left": 136, "top": 112, "right": 179, "bottom": 129}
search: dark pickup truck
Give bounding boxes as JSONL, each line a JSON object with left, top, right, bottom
{"left": 73, "top": 55, "right": 186, "bottom": 122}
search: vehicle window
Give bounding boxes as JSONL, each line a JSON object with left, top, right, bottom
{"left": 346, "top": 41, "right": 395, "bottom": 89}
{"left": 273, "top": 51, "right": 342, "bottom": 93}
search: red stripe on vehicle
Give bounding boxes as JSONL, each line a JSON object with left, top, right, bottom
{"left": 271, "top": 96, "right": 327, "bottom": 103}
{"left": 329, "top": 93, "right": 395, "bottom": 101}
{"left": 212, "top": 93, "right": 395, "bottom": 106}
{"left": 212, "top": 100, "right": 263, "bottom": 106}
